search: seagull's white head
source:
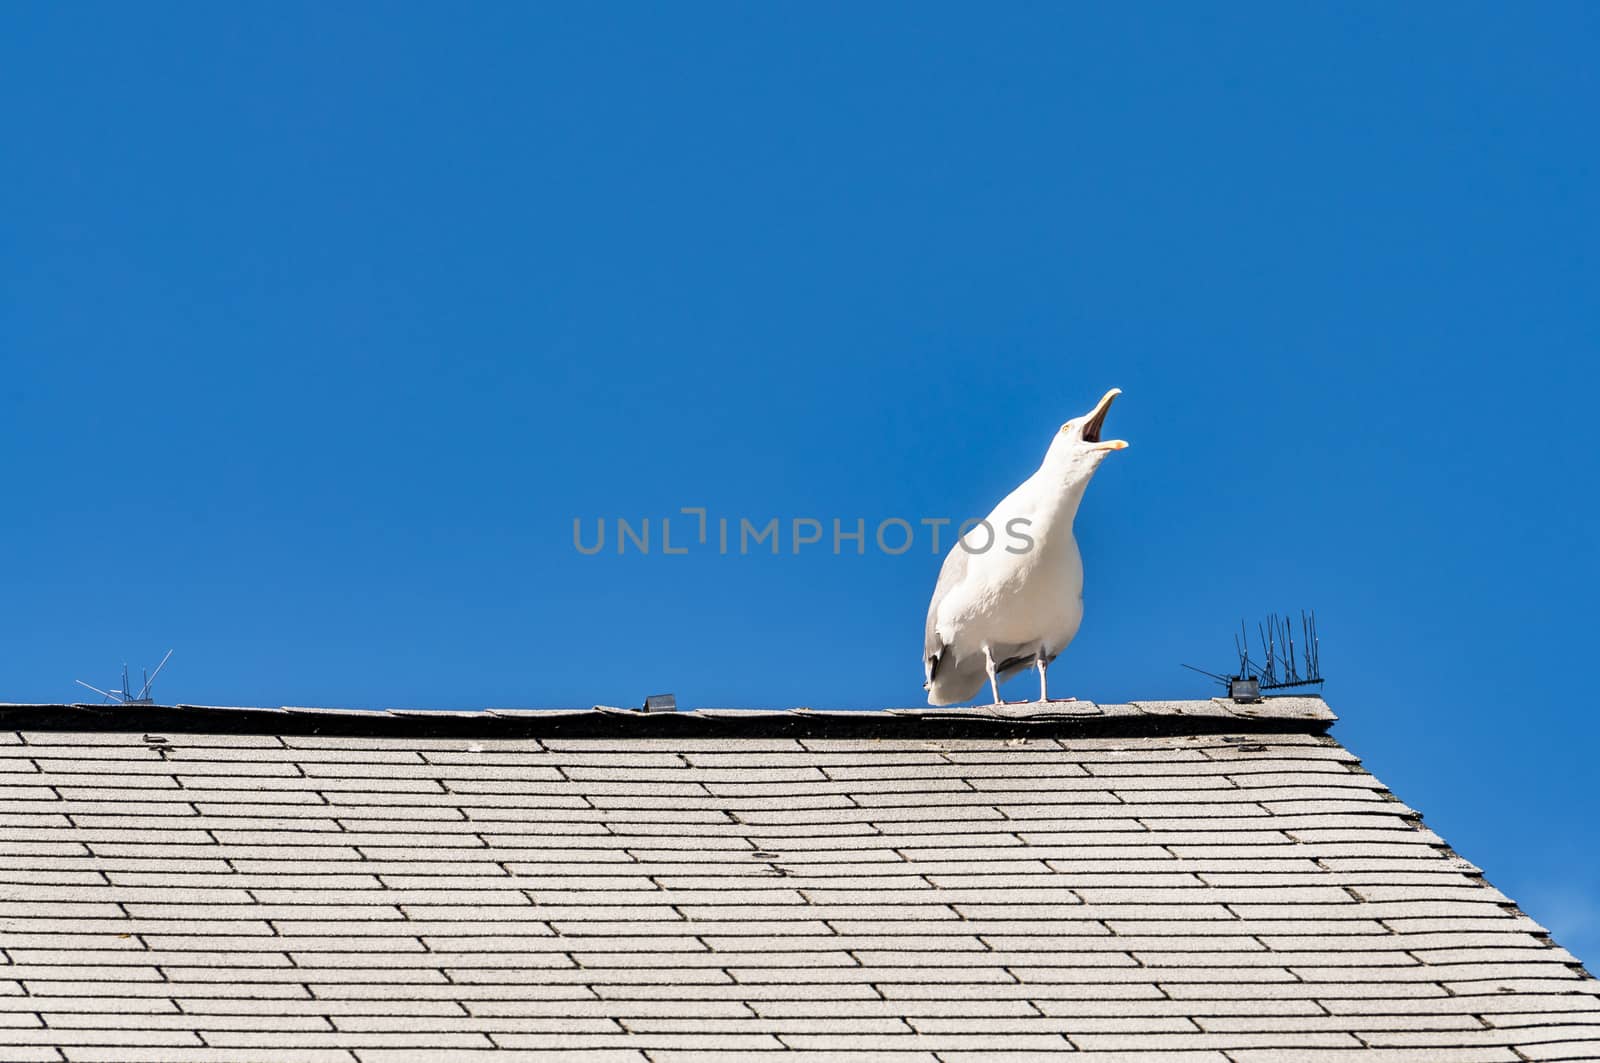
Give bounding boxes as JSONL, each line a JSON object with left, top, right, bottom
{"left": 1044, "top": 388, "right": 1128, "bottom": 481}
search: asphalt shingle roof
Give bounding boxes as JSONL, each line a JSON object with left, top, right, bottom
{"left": 0, "top": 696, "right": 1595, "bottom": 1062}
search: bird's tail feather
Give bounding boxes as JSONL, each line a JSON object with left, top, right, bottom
{"left": 925, "top": 657, "right": 990, "bottom": 706}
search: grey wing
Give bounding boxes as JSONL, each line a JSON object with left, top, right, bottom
{"left": 923, "top": 546, "right": 971, "bottom": 684}
{"left": 994, "top": 650, "right": 1047, "bottom": 685}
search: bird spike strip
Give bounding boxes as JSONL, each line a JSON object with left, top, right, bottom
{"left": 1184, "top": 611, "right": 1324, "bottom": 691}
{"left": 1233, "top": 611, "right": 1323, "bottom": 690}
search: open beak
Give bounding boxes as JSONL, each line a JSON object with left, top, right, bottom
{"left": 1081, "top": 388, "right": 1128, "bottom": 450}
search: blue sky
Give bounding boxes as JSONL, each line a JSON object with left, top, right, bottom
{"left": 3, "top": 4, "right": 1597, "bottom": 957}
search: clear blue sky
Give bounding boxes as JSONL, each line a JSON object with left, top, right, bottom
{"left": 3, "top": 4, "right": 1597, "bottom": 957}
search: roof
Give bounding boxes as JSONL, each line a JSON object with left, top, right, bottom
{"left": 0, "top": 696, "right": 1595, "bottom": 1062}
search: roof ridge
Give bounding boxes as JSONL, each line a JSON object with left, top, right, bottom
{"left": 0, "top": 697, "right": 1334, "bottom": 738}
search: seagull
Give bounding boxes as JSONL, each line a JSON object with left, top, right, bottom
{"left": 923, "top": 388, "right": 1128, "bottom": 706}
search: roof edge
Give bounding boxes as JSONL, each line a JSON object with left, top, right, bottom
{"left": 0, "top": 697, "right": 1335, "bottom": 739}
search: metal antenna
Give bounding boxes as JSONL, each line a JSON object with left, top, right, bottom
{"left": 75, "top": 650, "right": 174, "bottom": 706}
{"left": 1181, "top": 663, "right": 1232, "bottom": 684}
{"left": 135, "top": 650, "right": 174, "bottom": 702}
{"left": 74, "top": 679, "right": 121, "bottom": 702}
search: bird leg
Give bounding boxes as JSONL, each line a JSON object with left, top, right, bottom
{"left": 983, "top": 645, "right": 1002, "bottom": 706}
{"left": 1035, "top": 651, "right": 1076, "bottom": 704}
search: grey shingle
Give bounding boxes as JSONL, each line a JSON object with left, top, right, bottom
{"left": 1224, "top": 1050, "right": 1519, "bottom": 1063}
{"left": 1515, "top": 1044, "right": 1600, "bottom": 1062}
{"left": 0, "top": 695, "right": 1589, "bottom": 1061}
{"left": 357, "top": 1052, "right": 645, "bottom": 1063}
{"left": 65, "top": 1051, "right": 359, "bottom": 1063}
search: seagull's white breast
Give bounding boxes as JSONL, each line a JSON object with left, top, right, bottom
{"left": 933, "top": 472, "right": 1086, "bottom": 657}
